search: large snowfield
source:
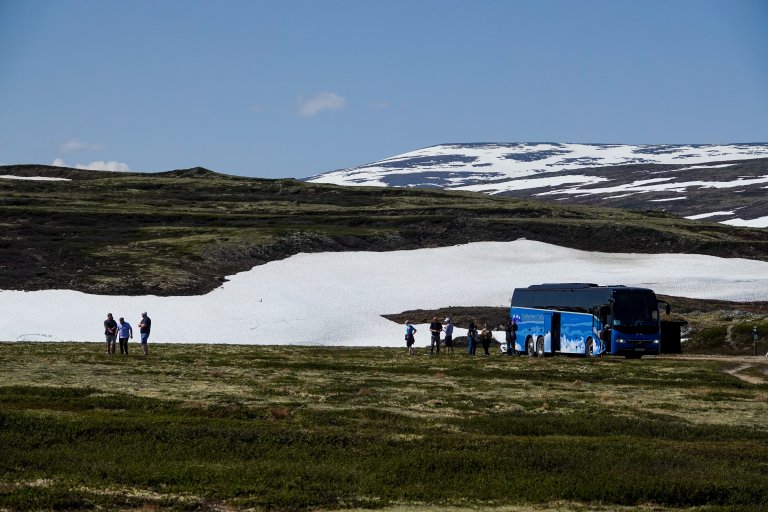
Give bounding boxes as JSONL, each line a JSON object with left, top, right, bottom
{"left": 2, "top": 240, "right": 767, "bottom": 347}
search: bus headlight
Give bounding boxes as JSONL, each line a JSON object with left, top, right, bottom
{"left": 616, "top": 338, "right": 625, "bottom": 344}
{"left": 653, "top": 339, "right": 660, "bottom": 344}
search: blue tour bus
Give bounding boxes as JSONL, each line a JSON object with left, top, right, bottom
{"left": 510, "top": 283, "right": 670, "bottom": 358}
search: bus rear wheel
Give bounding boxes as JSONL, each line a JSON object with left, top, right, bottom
{"left": 535, "top": 336, "right": 545, "bottom": 357}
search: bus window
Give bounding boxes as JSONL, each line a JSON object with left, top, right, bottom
{"left": 613, "top": 292, "right": 658, "bottom": 327}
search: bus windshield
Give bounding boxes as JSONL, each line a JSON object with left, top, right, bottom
{"left": 613, "top": 292, "right": 659, "bottom": 328}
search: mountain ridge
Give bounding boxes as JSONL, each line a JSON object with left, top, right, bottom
{"left": 308, "top": 143, "right": 768, "bottom": 227}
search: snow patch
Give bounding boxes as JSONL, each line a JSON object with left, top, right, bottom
{"left": 0, "top": 175, "right": 71, "bottom": 182}
{"left": 2, "top": 240, "right": 768, "bottom": 347}
{"left": 650, "top": 197, "right": 687, "bottom": 202}
{"left": 686, "top": 211, "right": 735, "bottom": 220}
{"left": 721, "top": 216, "right": 768, "bottom": 228}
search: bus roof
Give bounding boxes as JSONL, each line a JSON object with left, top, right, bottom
{"left": 511, "top": 283, "right": 657, "bottom": 310}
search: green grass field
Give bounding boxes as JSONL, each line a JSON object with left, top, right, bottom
{"left": 2, "top": 342, "right": 768, "bottom": 511}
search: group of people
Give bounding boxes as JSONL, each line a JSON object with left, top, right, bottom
{"left": 405, "top": 316, "right": 518, "bottom": 356}
{"left": 103, "top": 312, "right": 152, "bottom": 356}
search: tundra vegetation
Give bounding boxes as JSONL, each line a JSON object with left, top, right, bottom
{"left": 2, "top": 342, "right": 768, "bottom": 511}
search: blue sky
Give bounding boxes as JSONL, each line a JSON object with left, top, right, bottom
{"left": 1, "top": 0, "right": 766, "bottom": 178}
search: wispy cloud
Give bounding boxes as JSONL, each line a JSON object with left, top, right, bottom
{"left": 372, "top": 100, "right": 391, "bottom": 110}
{"left": 59, "top": 138, "right": 102, "bottom": 153}
{"left": 296, "top": 92, "right": 346, "bottom": 117}
{"left": 52, "top": 158, "right": 130, "bottom": 173}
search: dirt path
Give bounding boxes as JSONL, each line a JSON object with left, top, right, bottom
{"left": 723, "top": 363, "right": 766, "bottom": 385}
{"left": 660, "top": 354, "right": 768, "bottom": 385}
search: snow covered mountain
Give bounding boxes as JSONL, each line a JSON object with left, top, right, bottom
{"left": 308, "top": 143, "right": 768, "bottom": 227}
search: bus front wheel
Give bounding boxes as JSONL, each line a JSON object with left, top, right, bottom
{"left": 526, "top": 337, "right": 535, "bottom": 357}
{"left": 535, "top": 336, "right": 545, "bottom": 357}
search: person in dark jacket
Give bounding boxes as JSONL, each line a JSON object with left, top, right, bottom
{"left": 505, "top": 317, "right": 518, "bottom": 355}
{"left": 429, "top": 317, "right": 443, "bottom": 356}
{"left": 138, "top": 312, "right": 151, "bottom": 356}
{"left": 104, "top": 313, "right": 118, "bottom": 355}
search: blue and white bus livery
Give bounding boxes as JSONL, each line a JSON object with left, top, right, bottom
{"left": 510, "top": 283, "right": 669, "bottom": 358}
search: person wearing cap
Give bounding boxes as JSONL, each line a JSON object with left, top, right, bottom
{"left": 138, "top": 312, "right": 152, "bottom": 356}
{"left": 443, "top": 317, "right": 454, "bottom": 355}
{"left": 429, "top": 317, "right": 443, "bottom": 356}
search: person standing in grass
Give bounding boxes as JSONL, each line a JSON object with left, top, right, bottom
{"left": 505, "top": 317, "right": 518, "bottom": 356}
{"left": 138, "top": 312, "right": 151, "bottom": 356}
{"left": 443, "top": 317, "right": 454, "bottom": 355}
{"left": 117, "top": 317, "right": 133, "bottom": 355}
{"left": 467, "top": 320, "right": 477, "bottom": 355}
{"left": 429, "top": 316, "right": 442, "bottom": 356}
{"left": 405, "top": 320, "right": 417, "bottom": 356}
{"left": 104, "top": 313, "right": 118, "bottom": 355}
{"left": 480, "top": 323, "right": 493, "bottom": 356}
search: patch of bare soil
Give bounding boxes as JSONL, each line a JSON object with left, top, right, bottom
{"left": 659, "top": 354, "right": 768, "bottom": 385}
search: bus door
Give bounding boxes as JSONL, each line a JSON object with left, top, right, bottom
{"left": 551, "top": 312, "right": 561, "bottom": 352}
{"left": 598, "top": 305, "right": 613, "bottom": 354}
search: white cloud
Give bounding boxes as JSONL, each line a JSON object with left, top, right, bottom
{"left": 60, "top": 138, "right": 102, "bottom": 153}
{"left": 52, "top": 159, "right": 130, "bottom": 173}
{"left": 296, "top": 92, "right": 346, "bottom": 117}
{"left": 78, "top": 160, "right": 131, "bottom": 172}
